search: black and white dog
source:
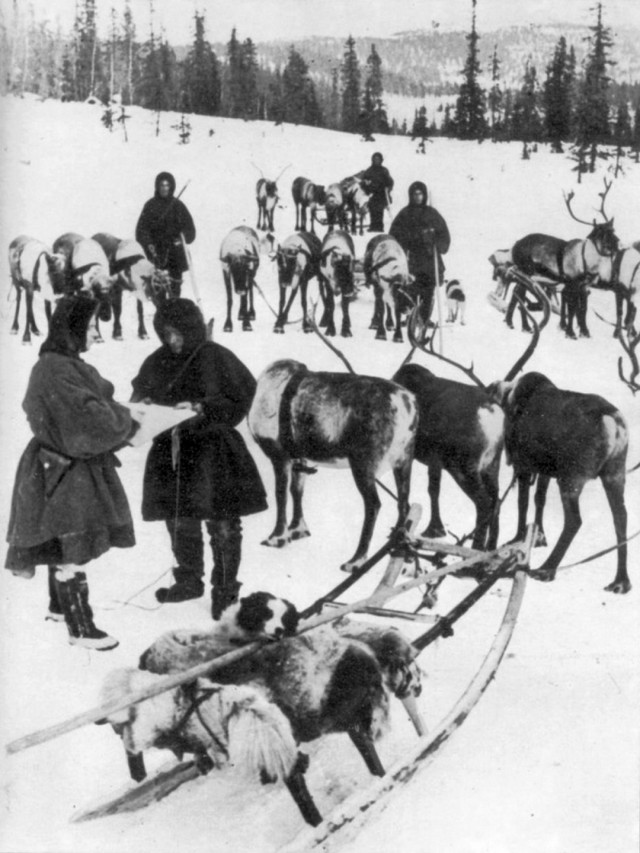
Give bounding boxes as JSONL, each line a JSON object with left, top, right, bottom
{"left": 445, "top": 279, "right": 466, "bottom": 324}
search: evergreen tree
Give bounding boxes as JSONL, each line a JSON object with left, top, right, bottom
{"left": 74, "top": 0, "right": 101, "bottom": 100}
{"left": 361, "top": 44, "right": 388, "bottom": 135}
{"left": 575, "top": 1, "right": 615, "bottom": 170}
{"left": 183, "top": 12, "right": 220, "bottom": 114}
{"left": 328, "top": 67, "right": 340, "bottom": 130}
{"left": 340, "top": 35, "right": 361, "bottom": 133}
{"left": 453, "top": 0, "right": 487, "bottom": 139}
{"left": 121, "top": 1, "right": 139, "bottom": 105}
{"left": 613, "top": 100, "right": 632, "bottom": 147}
{"left": 510, "top": 60, "right": 542, "bottom": 142}
{"left": 631, "top": 100, "right": 640, "bottom": 163}
{"left": 281, "top": 46, "right": 321, "bottom": 126}
{"left": 543, "top": 36, "right": 574, "bottom": 151}
{"left": 488, "top": 45, "right": 503, "bottom": 137}
{"left": 223, "top": 28, "right": 242, "bottom": 117}
{"left": 239, "top": 38, "right": 259, "bottom": 119}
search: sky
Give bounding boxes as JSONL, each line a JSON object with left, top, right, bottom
{"left": 7, "top": 0, "right": 639, "bottom": 44}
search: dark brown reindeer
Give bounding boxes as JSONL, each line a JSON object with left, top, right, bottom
{"left": 317, "top": 229, "right": 356, "bottom": 338}
{"left": 247, "top": 359, "right": 418, "bottom": 573}
{"left": 92, "top": 232, "right": 172, "bottom": 340}
{"left": 8, "top": 236, "right": 65, "bottom": 343}
{"left": 273, "top": 231, "right": 322, "bottom": 334}
{"left": 255, "top": 164, "right": 290, "bottom": 232}
{"left": 487, "top": 358, "right": 630, "bottom": 593}
{"left": 219, "top": 226, "right": 274, "bottom": 332}
{"left": 291, "top": 177, "right": 326, "bottom": 235}
{"left": 364, "top": 234, "right": 414, "bottom": 343}
{"left": 510, "top": 180, "right": 620, "bottom": 339}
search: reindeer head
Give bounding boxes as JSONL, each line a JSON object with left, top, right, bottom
{"left": 588, "top": 220, "right": 619, "bottom": 258}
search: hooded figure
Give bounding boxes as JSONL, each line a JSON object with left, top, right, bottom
{"left": 135, "top": 171, "right": 196, "bottom": 297}
{"left": 5, "top": 295, "right": 138, "bottom": 651}
{"left": 361, "top": 153, "right": 394, "bottom": 232}
{"left": 389, "top": 181, "right": 450, "bottom": 320}
{"left": 130, "top": 298, "right": 267, "bottom": 617}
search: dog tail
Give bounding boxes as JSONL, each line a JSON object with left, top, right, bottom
{"left": 224, "top": 685, "right": 299, "bottom": 782}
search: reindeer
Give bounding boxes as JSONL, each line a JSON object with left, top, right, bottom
{"left": 340, "top": 174, "right": 371, "bottom": 236}
{"left": 364, "top": 235, "right": 414, "bottom": 343}
{"left": 324, "top": 182, "right": 344, "bottom": 232}
{"left": 255, "top": 165, "right": 289, "bottom": 232}
{"left": 597, "top": 245, "right": 640, "bottom": 340}
{"left": 273, "top": 231, "right": 322, "bottom": 334}
{"left": 247, "top": 359, "right": 418, "bottom": 573}
{"left": 510, "top": 180, "right": 619, "bottom": 338}
{"left": 91, "top": 233, "right": 172, "bottom": 340}
{"left": 318, "top": 229, "right": 356, "bottom": 337}
{"left": 8, "top": 236, "right": 65, "bottom": 343}
{"left": 219, "top": 226, "right": 274, "bottom": 332}
{"left": 488, "top": 370, "right": 630, "bottom": 593}
{"left": 292, "top": 177, "right": 326, "bottom": 235}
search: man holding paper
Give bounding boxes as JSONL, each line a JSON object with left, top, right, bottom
{"left": 130, "top": 298, "right": 267, "bottom": 618}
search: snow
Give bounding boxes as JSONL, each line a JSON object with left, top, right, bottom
{"left": 0, "top": 93, "right": 639, "bottom": 853}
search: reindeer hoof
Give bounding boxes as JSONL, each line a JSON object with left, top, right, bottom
{"left": 114, "top": 334, "right": 123, "bottom": 342}
{"left": 529, "top": 567, "right": 556, "bottom": 583}
{"left": 393, "top": 333, "right": 404, "bottom": 343}
{"left": 341, "top": 329, "right": 352, "bottom": 338}
{"left": 604, "top": 578, "right": 631, "bottom": 594}
{"left": 565, "top": 331, "right": 577, "bottom": 340}
{"left": 288, "top": 526, "right": 311, "bottom": 542}
{"left": 375, "top": 331, "right": 387, "bottom": 341}
{"left": 242, "top": 323, "right": 253, "bottom": 332}
{"left": 223, "top": 323, "right": 233, "bottom": 333}
{"left": 139, "top": 332, "right": 149, "bottom": 340}
{"left": 261, "top": 535, "right": 288, "bottom": 548}
{"left": 534, "top": 530, "right": 548, "bottom": 547}
{"left": 580, "top": 330, "right": 590, "bottom": 339}
{"left": 422, "top": 523, "right": 446, "bottom": 539}
{"left": 273, "top": 326, "right": 284, "bottom": 334}
{"left": 340, "top": 557, "right": 365, "bottom": 574}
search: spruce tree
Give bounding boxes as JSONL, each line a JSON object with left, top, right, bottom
{"left": 488, "top": 45, "right": 503, "bottom": 138}
{"left": 362, "top": 44, "right": 388, "bottom": 135}
{"left": 510, "top": 60, "right": 542, "bottom": 143}
{"left": 340, "top": 35, "right": 361, "bottom": 133}
{"left": 183, "top": 12, "right": 220, "bottom": 115}
{"left": 239, "top": 38, "right": 259, "bottom": 119}
{"left": 575, "top": 1, "right": 615, "bottom": 171}
{"left": 453, "top": 0, "right": 487, "bottom": 139}
{"left": 282, "top": 47, "right": 320, "bottom": 126}
{"left": 543, "top": 36, "right": 574, "bottom": 152}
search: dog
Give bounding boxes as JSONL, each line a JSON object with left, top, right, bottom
{"left": 139, "top": 591, "right": 300, "bottom": 673}
{"left": 445, "top": 279, "right": 466, "bottom": 324}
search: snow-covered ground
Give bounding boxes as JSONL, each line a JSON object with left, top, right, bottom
{"left": 0, "top": 94, "right": 638, "bottom": 853}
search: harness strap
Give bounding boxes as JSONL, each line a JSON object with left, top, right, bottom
{"left": 279, "top": 368, "right": 308, "bottom": 452}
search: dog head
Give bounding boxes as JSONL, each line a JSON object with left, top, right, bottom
{"left": 229, "top": 592, "right": 300, "bottom": 641}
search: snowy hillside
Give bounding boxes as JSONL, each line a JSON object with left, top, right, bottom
{"left": 0, "top": 94, "right": 639, "bottom": 853}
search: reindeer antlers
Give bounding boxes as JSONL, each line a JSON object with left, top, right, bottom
{"left": 406, "top": 308, "right": 487, "bottom": 388}
{"left": 563, "top": 177, "right": 614, "bottom": 226}
{"left": 617, "top": 327, "right": 640, "bottom": 394}
{"left": 503, "top": 269, "right": 550, "bottom": 381}
{"left": 274, "top": 163, "right": 292, "bottom": 183}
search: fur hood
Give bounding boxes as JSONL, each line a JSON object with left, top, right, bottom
{"left": 39, "top": 295, "right": 98, "bottom": 357}
{"left": 154, "top": 171, "right": 176, "bottom": 197}
{"left": 408, "top": 181, "right": 428, "bottom": 206}
{"left": 153, "top": 298, "right": 207, "bottom": 350}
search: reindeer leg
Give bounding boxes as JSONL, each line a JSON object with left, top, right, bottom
{"left": 601, "top": 470, "right": 630, "bottom": 594}
{"left": 533, "top": 477, "right": 585, "bottom": 581}
{"left": 241, "top": 292, "right": 253, "bottom": 331}
{"left": 323, "top": 288, "right": 336, "bottom": 336}
{"left": 248, "top": 279, "right": 256, "bottom": 321}
{"left": 533, "top": 475, "right": 550, "bottom": 546}
{"left": 11, "top": 284, "right": 21, "bottom": 335}
{"left": 318, "top": 280, "right": 330, "bottom": 327}
{"left": 341, "top": 463, "right": 380, "bottom": 572}
{"left": 22, "top": 289, "right": 33, "bottom": 344}
{"left": 578, "top": 284, "right": 590, "bottom": 338}
{"left": 112, "top": 287, "right": 123, "bottom": 340}
{"left": 423, "top": 460, "right": 446, "bottom": 538}
{"left": 370, "top": 291, "right": 381, "bottom": 330}
{"left": 223, "top": 267, "right": 233, "bottom": 332}
{"left": 284, "top": 753, "right": 322, "bottom": 827}
{"left": 300, "top": 278, "right": 312, "bottom": 333}
{"left": 137, "top": 299, "right": 149, "bottom": 339}
{"left": 273, "top": 284, "right": 288, "bottom": 334}
{"left": 512, "top": 473, "right": 532, "bottom": 543}
{"left": 288, "top": 465, "right": 310, "bottom": 541}
{"left": 262, "top": 453, "right": 293, "bottom": 547}
{"left": 392, "top": 297, "right": 404, "bottom": 343}
{"left": 341, "top": 294, "right": 352, "bottom": 338}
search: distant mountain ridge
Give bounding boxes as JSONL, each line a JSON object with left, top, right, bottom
{"left": 206, "top": 23, "right": 640, "bottom": 95}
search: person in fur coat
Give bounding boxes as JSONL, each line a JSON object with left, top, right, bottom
{"left": 389, "top": 180, "right": 450, "bottom": 321}
{"left": 130, "top": 298, "right": 267, "bottom": 617}
{"left": 135, "top": 171, "right": 196, "bottom": 298}
{"left": 5, "top": 295, "right": 139, "bottom": 650}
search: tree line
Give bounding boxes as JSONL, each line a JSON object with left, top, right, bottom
{"left": 1, "top": 0, "right": 638, "bottom": 162}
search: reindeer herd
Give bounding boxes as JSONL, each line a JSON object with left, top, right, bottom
{"left": 5, "top": 170, "right": 637, "bottom": 594}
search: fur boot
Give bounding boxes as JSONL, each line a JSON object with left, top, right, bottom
{"left": 210, "top": 518, "right": 243, "bottom": 620}
{"left": 55, "top": 567, "right": 118, "bottom": 651}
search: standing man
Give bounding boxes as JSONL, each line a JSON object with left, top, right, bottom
{"left": 361, "top": 152, "right": 394, "bottom": 233}
{"left": 136, "top": 171, "right": 196, "bottom": 298}
{"left": 130, "top": 298, "right": 268, "bottom": 619}
{"left": 389, "top": 181, "right": 450, "bottom": 322}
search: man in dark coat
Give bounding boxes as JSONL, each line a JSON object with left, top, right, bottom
{"left": 130, "top": 298, "right": 268, "bottom": 618}
{"left": 5, "top": 295, "right": 139, "bottom": 650}
{"left": 361, "top": 152, "right": 394, "bottom": 233}
{"left": 135, "top": 171, "right": 196, "bottom": 298}
{"left": 389, "top": 181, "right": 450, "bottom": 321}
